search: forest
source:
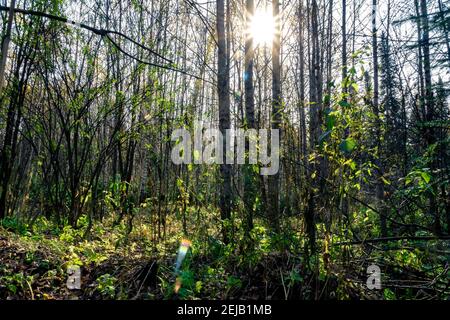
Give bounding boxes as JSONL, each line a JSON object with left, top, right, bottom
{"left": 0, "top": 0, "right": 449, "bottom": 301}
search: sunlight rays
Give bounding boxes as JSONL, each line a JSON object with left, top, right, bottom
{"left": 248, "top": 8, "right": 279, "bottom": 47}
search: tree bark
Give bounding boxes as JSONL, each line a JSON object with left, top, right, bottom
{"left": 437, "top": 0, "right": 450, "bottom": 66}
{"left": 268, "top": 0, "right": 281, "bottom": 232}
{"left": 372, "top": 0, "right": 387, "bottom": 237}
{"left": 298, "top": 0, "right": 307, "bottom": 170}
{"left": 243, "top": 0, "right": 256, "bottom": 237}
{"left": 217, "top": 0, "right": 232, "bottom": 243}
{"left": 342, "top": 0, "right": 347, "bottom": 94}
{"left": 420, "top": 0, "right": 441, "bottom": 235}
{"left": 0, "top": 0, "right": 15, "bottom": 91}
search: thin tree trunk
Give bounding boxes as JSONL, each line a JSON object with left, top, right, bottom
{"left": 298, "top": 1, "right": 307, "bottom": 171}
{"left": 0, "top": 0, "right": 15, "bottom": 91}
{"left": 420, "top": 0, "right": 441, "bottom": 235}
{"left": 217, "top": 0, "right": 232, "bottom": 243}
{"left": 243, "top": 0, "right": 256, "bottom": 237}
{"left": 342, "top": 0, "right": 347, "bottom": 93}
{"left": 268, "top": 0, "right": 281, "bottom": 232}
{"left": 372, "top": 0, "right": 387, "bottom": 237}
{"left": 438, "top": 0, "right": 450, "bottom": 67}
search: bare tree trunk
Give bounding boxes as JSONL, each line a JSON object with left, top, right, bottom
{"left": 420, "top": 0, "right": 441, "bottom": 235}
{"left": 298, "top": 1, "right": 307, "bottom": 170}
{"left": 268, "top": 0, "right": 281, "bottom": 232}
{"left": 0, "top": 0, "right": 15, "bottom": 91}
{"left": 371, "top": 0, "right": 387, "bottom": 237}
{"left": 413, "top": 0, "right": 426, "bottom": 123}
{"left": 243, "top": 0, "right": 256, "bottom": 237}
{"left": 217, "top": 0, "right": 232, "bottom": 243}
{"left": 420, "top": 0, "right": 433, "bottom": 120}
{"left": 305, "top": 0, "right": 323, "bottom": 254}
{"left": 342, "top": 0, "right": 347, "bottom": 93}
{"left": 438, "top": 0, "right": 450, "bottom": 67}
{"left": 309, "top": 0, "right": 323, "bottom": 147}
{"left": 372, "top": 0, "right": 380, "bottom": 129}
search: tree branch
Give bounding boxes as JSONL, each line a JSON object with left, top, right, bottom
{"left": 334, "top": 235, "right": 450, "bottom": 246}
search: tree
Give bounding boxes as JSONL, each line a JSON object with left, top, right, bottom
{"left": 0, "top": 0, "right": 15, "bottom": 90}
{"left": 371, "top": 0, "right": 388, "bottom": 237}
{"left": 243, "top": 0, "right": 256, "bottom": 240}
{"left": 216, "top": 0, "right": 232, "bottom": 243}
{"left": 342, "top": 0, "right": 347, "bottom": 94}
{"left": 268, "top": 0, "right": 281, "bottom": 232}
{"left": 305, "top": 0, "right": 323, "bottom": 252}
{"left": 420, "top": 0, "right": 441, "bottom": 235}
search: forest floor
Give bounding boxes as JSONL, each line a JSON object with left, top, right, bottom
{"left": 0, "top": 211, "right": 448, "bottom": 300}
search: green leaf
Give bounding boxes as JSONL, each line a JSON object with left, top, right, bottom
{"left": 420, "top": 171, "right": 431, "bottom": 184}
{"left": 326, "top": 113, "right": 336, "bottom": 131}
{"left": 384, "top": 288, "right": 396, "bottom": 300}
{"left": 381, "top": 176, "right": 391, "bottom": 185}
{"left": 348, "top": 160, "right": 357, "bottom": 170}
{"left": 195, "top": 281, "right": 203, "bottom": 293}
{"left": 339, "top": 100, "right": 351, "bottom": 108}
{"left": 405, "top": 177, "right": 412, "bottom": 186}
{"left": 8, "top": 284, "right": 17, "bottom": 294}
{"left": 339, "top": 138, "right": 357, "bottom": 153}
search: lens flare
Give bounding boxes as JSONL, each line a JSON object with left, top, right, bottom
{"left": 249, "top": 9, "right": 276, "bottom": 46}
{"left": 173, "top": 239, "right": 191, "bottom": 294}
{"left": 175, "top": 238, "right": 191, "bottom": 273}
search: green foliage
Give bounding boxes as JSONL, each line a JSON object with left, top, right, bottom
{"left": 1, "top": 217, "right": 30, "bottom": 236}
{"left": 405, "top": 168, "right": 433, "bottom": 191}
{"left": 383, "top": 288, "right": 396, "bottom": 300}
{"left": 96, "top": 274, "right": 117, "bottom": 299}
{"left": 0, "top": 0, "right": 447, "bottom": 303}
{"left": 59, "top": 225, "right": 84, "bottom": 244}
{"left": 339, "top": 138, "right": 357, "bottom": 153}
{"left": 226, "top": 276, "right": 242, "bottom": 296}
{"left": 287, "top": 269, "right": 303, "bottom": 287}
{"left": 0, "top": 272, "right": 34, "bottom": 297}
{"left": 171, "top": 270, "right": 197, "bottom": 299}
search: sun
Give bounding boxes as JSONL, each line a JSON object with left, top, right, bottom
{"left": 249, "top": 9, "right": 277, "bottom": 46}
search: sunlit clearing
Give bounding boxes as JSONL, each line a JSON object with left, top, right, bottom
{"left": 250, "top": 9, "right": 276, "bottom": 46}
